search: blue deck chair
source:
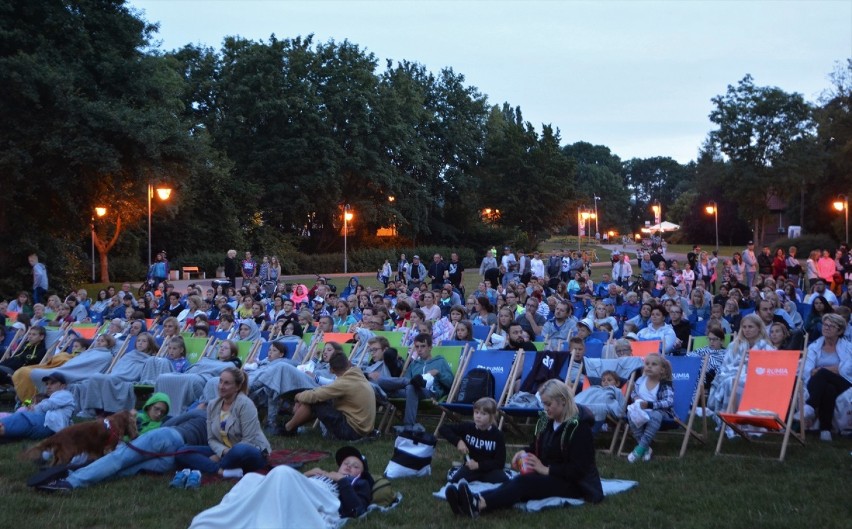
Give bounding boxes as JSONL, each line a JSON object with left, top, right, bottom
{"left": 584, "top": 341, "right": 604, "bottom": 359}
{"left": 690, "top": 319, "right": 708, "bottom": 337}
{"left": 472, "top": 325, "right": 492, "bottom": 341}
{"left": 582, "top": 356, "right": 644, "bottom": 454}
{"left": 440, "top": 340, "right": 477, "bottom": 348}
{"left": 499, "top": 350, "right": 576, "bottom": 433}
{"left": 589, "top": 331, "right": 611, "bottom": 343}
{"left": 436, "top": 348, "right": 520, "bottom": 433}
{"left": 796, "top": 302, "right": 811, "bottom": 324}
{"left": 617, "top": 354, "right": 708, "bottom": 458}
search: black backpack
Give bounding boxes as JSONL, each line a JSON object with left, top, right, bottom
{"left": 456, "top": 368, "right": 496, "bottom": 404}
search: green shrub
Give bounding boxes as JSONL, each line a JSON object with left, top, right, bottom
{"left": 772, "top": 234, "right": 840, "bottom": 257}
{"left": 108, "top": 256, "right": 147, "bottom": 282}
{"left": 169, "top": 252, "right": 228, "bottom": 278}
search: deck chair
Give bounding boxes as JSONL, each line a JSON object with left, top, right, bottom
{"left": 630, "top": 340, "right": 661, "bottom": 357}
{"left": 185, "top": 336, "right": 215, "bottom": 364}
{"left": 472, "top": 324, "right": 493, "bottom": 342}
{"left": 616, "top": 355, "right": 708, "bottom": 458}
{"left": 383, "top": 344, "right": 469, "bottom": 433}
{"left": 687, "top": 334, "right": 732, "bottom": 352}
{"left": 373, "top": 330, "right": 405, "bottom": 350}
{"left": 714, "top": 349, "right": 806, "bottom": 462}
{"left": 582, "top": 356, "right": 644, "bottom": 454}
{"left": 69, "top": 323, "right": 101, "bottom": 341}
{"left": 319, "top": 332, "right": 355, "bottom": 345}
{"left": 435, "top": 348, "right": 520, "bottom": 433}
{"left": 498, "top": 350, "right": 578, "bottom": 434}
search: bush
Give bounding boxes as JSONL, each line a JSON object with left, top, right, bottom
{"left": 771, "top": 234, "right": 840, "bottom": 257}
{"left": 169, "top": 252, "right": 228, "bottom": 278}
{"left": 108, "top": 255, "right": 148, "bottom": 282}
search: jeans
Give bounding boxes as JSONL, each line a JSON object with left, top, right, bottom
{"left": 174, "top": 442, "right": 267, "bottom": 474}
{"left": 0, "top": 411, "right": 53, "bottom": 440}
{"left": 629, "top": 408, "right": 665, "bottom": 449}
{"left": 67, "top": 427, "right": 184, "bottom": 488}
{"left": 379, "top": 377, "right": 437, "bottom": 426}
{"left": 450, "top": 466, "right": 508, "bottom": 484}
{"left": 746, "top": 272, "right": 756, "bottom": 288}
{"left": 33, "top": 287, "right": 47, "bottom": 305}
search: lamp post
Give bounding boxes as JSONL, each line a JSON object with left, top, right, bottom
{"left": 593, "top": 195, "right": 601, "bottom": 239}
{"left": 343, "top": 204, "right": 353, "bottom": 273}
{"left": 91, "top": 207, "right": 107, "bottom": 281}
{"left": 833, "top": 195, "right": 849, "bottom": 243}
{"left": 580, "top": 210, "right": 591, "bottom": 250}
{"left": 147, "top": 184, "right": 172, "bottom": 269}
{"left": 705, "top": 201, "right": 719, "bottom": 251}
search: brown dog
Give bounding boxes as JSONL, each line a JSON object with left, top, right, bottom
{"left": 22, "top": 409, "right": 139, "bottom": 466}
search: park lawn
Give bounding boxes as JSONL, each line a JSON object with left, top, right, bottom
{"left": 0, "top": 416, "right": 849, "bottom": 529}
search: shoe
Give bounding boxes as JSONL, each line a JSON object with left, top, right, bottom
{"left": 169, "top": 468, "right": 190, "bottom": 488}
{"left": 410, "top": 374, "right": 426, "bottom": 389}
{"left": 627, "top": 447, "right": 646, "bottom": 463}
{"left": 627, "top": 450, "right": 639, "bottom": 463}
{"left": 37, "top": 479, "right": 73, "bottom": 492}
{"left": 276, "top": 425, "right": 299, "bottom": 437}
{"left": 185, "top": 470, "right": 202, "bottom": 489}
{"left": 820, "top": 430, "right": 833, "bottom": 442}
{"left": 444, "top": 484, "right": 462, "bottom": 515}
{"left": 457, "top": 480, "right": 479, "bottom": 519}
{"left": 642, "top": 448, "right": 653, "bottom": 462}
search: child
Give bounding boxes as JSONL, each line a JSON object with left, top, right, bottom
{"left": 137, "top": 392, "right": 171, "bottom": 434}
{"left": 575, "top": 370, "right": 625, "bottom": 433}
{"left": 566, "top": 337, "right": 586, "bottom": 390}
{"left": 167, "top": 337, "right": 189, "bottom": 373}
{"left": 626, "top": 353, "right": 674, "bottom": 463}
{"left": 438, "top": 397, "right": 508, "bottom": 484}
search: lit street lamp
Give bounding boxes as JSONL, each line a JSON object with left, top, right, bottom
{"left": 92, "top": 207, "right": 107, "bottom": 281}
{"left": 593, "top": 195, "right": 601, "bottom": 239}
{"left": 705, "top": 201, "right": 719, "bottom": 251}
{"left": 148, "top": 184, "right": 172, "bottom": 269}
{"left": 833, "top": 195, "right": 848, "bottom": 243}
{"left": 343, "top": 204, "right": 353, "bottom": 273}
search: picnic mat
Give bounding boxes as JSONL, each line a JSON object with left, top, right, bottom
{"left": 200, "top": 448, "right": 331, "bottom": 486}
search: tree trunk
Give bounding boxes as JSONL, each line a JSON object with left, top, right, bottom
{"left": 99, "top": 251, "right": 110, "bottom": 283}
{"left": 92, "top": 214, "right": 123, "bottom": 284}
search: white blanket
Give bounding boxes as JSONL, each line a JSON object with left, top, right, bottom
{"left": 189, "top": 466, "right": 342, "bottom": 529}
{"left": 433, "top": 477, "right": 638, "bottom": 511}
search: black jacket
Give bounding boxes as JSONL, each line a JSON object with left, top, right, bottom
{"left": 528, "top": 406, "right": 604, "bottom": 504}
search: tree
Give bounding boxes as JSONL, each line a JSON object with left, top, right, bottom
{"left": 621, "top": 157, "right": 693, "bottom": 230}
{"left": 708, "top": 74, "right": 816, "bottom": 245}
{"left": 563, "top": 142, "right": 631, "bottom": 234}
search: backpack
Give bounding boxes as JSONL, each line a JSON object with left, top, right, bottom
{"left": 456, "top": 368, "right": 496, "bottom": 404}
{"left": 371, "top": 477, "right": 396, "bottom": 506}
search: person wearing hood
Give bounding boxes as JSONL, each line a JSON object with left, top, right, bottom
{"left": 237, "top": 320, "right": 261, "bottom": 342}
{"left": 138, "top": 392, "right": 172, "bottom": 435}
{"left": 341, "top": 277, "right": 360, "bottom": 299}
{"left": 445, "top": 379, "right": 603, "bottom": 518}
{"left": 290, "top": 284, "right": 309, "bottom": 306}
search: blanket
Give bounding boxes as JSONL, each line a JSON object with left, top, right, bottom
{"left": 71, "top": 350, "right": 151, "bottom": 414}
{"left": 433, "top": 476, "right": 638, "bottom": 511}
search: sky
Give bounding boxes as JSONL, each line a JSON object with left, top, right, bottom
{"left": 128, "top": 0, "right": 852, "bottom": 164}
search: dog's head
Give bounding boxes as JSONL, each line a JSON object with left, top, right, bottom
{"left": 107, "top": 409, "right": 139, "bottom": 440}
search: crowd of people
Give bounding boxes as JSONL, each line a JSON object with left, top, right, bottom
{"left": 0, "top": 240, "right": 850, "bottom": 519}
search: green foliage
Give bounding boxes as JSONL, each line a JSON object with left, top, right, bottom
{"left": 101, "top": 255, "right": 147, "bottom": 283}
{"left": 772, "top": 234, "right": 840, "bottom": 256}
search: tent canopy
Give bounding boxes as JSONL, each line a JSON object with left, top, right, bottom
{"left": 648, "top": 221, "right": 680, "bottom": 232}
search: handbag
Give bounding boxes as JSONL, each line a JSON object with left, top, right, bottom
{"left": 383, "top": 430, "right": 437, "bottom": 478}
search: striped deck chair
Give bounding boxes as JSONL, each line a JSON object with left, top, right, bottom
{"left": 616, "top": 355, "right": 709, "bottom": 458}
{"left": 714, "top": 349, "right": 806, "bottom": 461}
{"left": 435, "top": 348, "right": 521, "bottom": 433}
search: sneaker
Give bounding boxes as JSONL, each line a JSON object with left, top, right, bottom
{"left": 185, "top": 470, "right": 202, "bottom": 489}
{"left": 627, "top": 449, "right": 640, "bottom": 463}
{"left": 444, "top": 484, "right": 462, "bottom": 515}
{"left": 457, "top": 480, "right": 479, "bottom": 519}
{"left": 642, "top": 448, "right": 653, "bottom": 462}
{"left": 820, "top": 430, "right": 833, "bottom": 442}
{"left": 37, "top": 479, "right": 73, "bottom": 492}
{"left": 169, "top": 468, "right": 190, "bottom": 488}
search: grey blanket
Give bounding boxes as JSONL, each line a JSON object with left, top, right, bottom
{"left": 30, "top": 347, "right": 114, "bottom": 393}
{"left": 155, "top": 357, "right": 235, "bottom": 414}
{"left": 70, "top": 350, "right": 152, "bottom": 415}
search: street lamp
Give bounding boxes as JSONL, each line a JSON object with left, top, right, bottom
{"left": 148, "top": 184, "right": 172, "bottom": 269}
{"left": 580, "top": 210, "right": 591, "bottom": 250}
{"left": 343, "top": 204, "right": 353, "bottom": 273}
{"left": 651, "top": 201, "right": 661, "bottom": 226}
{"left": 91, "top": 207, "right": 107, "bottom": 281}
{"left": 705, "top": 201, "right": 719, "bottom": 251}
{"left": 593, "top": 195, "right": 601, "bottom": 239}
{"left": 833, "top": 195, "right": 848, "bottom": 243}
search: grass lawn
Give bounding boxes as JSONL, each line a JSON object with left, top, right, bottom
{"left": 0, "top": 408, "right": 849, "bottom": 529}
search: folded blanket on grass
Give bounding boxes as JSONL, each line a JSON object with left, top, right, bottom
{"left": 433, "top": 477, "right": 638, "bottom": 511}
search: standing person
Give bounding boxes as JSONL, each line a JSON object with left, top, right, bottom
{"left": 626, "top": 353, "right": 674, "bottom": 463}
{"left": 612, "top": 254, "right": 633, "bottom": 288}
{"left": 407, "top": 255, "right": 427, "bottom": 287}
{"left": 447, "top": 253, "right": 465, "bottom": 295}
{"left": 445, "top": 379, "right": 603, "bottom": 518}
{"left": 517, "top": 251, "right": 530, "bottom": 285}
{"left": 173, "top": 367, "right": 270, "bottom": 483}
{"left": 379, "top": 259, "right": 392, "bottom": 288}
{"left": 742, "top": 241, "right": 758, "bottom": 288}
{"left": 150, "top": 252, "right": 169, "bottom": 285}
{"left": 757, "top": 246, "right": 773, "bottom": 280}
{"left": 439, "top": 397, "right": 508, "bottom": 484}
{"left": 479, "top": 250, "right": 499, "bottom": 293}
{"left": 29, "top": 254, "right": 48, "bottom": 305}
{"left": 397, "top": 253, "right": 408, "bottom": 283}
{"left": 224, "top": 250, "right": 238, "bottom": 289}
{"left": 530, "top": 251, "right": 545, "bottom": 282}
{"left": 817, "top": 249, "right": 836, "bottom": 285}
{"left": 428, "top": 254, "right": 448, "bottom": 291}
{"left": 241, "top": 252, "right": 257, "bottom": 287}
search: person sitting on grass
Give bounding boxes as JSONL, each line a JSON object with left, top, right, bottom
{"left": 445, "top": 379, "right": 603, "bottom": 518}
{"left": 0, "top": 372, "right": 74, "bottom": 441}
{"left": 438, "top": 397, "right": 508, "bottom": 484}
{"left": 281, "top": 351, "right": 376, "bottom": 440}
